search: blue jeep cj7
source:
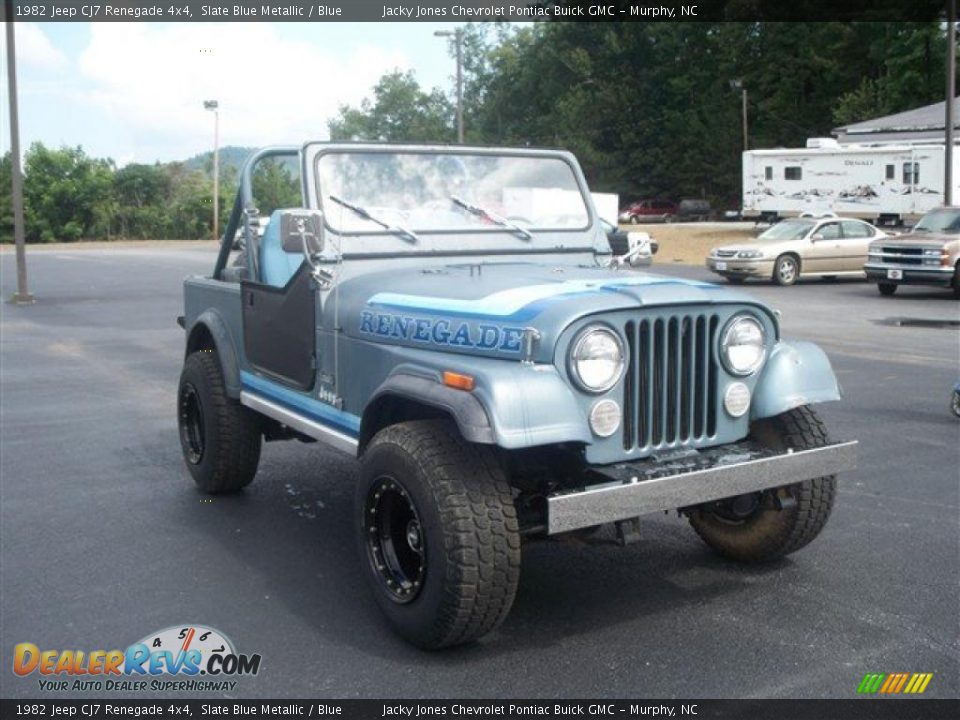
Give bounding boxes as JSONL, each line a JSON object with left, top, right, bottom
{"left": 178, "top": 143, "right": 858, "bottom": 648}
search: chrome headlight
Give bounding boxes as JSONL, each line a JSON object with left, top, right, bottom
{"left": 737, "top": 250, "right": 763, "bottom": 259}
{"left": 569, "top": 326, "right": 625, "bottom": 393}
{"left": 720, "top": 315, "right": 766, "bottom": 376}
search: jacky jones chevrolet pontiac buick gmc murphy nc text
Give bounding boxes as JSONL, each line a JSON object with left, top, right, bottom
{"left": 177, "top": 144, "right": 858, "bottom": 648}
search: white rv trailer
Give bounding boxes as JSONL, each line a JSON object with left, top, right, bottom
{"left": 742, "top": 138, "right": 960, "bottom": 225}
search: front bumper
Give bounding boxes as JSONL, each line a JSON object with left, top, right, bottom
{"left": 705, "top": 257, "right": 774, "bottom": 277}
{"left": 546, "top": 440, "right": 858, "bottom": 534}
{"left": 864, "top": 262, "right": 954, "bottom": 287}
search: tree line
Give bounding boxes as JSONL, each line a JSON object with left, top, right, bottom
{"left": 0, "top": 144, "right": 300, "bottom": 243}
{"left": 3, "top": 21, "right": 954, "bottom": 243}
{"left": 331, "top": 22, "right": 955, "bottom": 207}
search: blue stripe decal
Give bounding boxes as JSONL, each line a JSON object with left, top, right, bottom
{"left": 368, "top": 277, "right": 720, "bottom": 322}
{"left": 240, "top": 371, "right": 361, "bottom": 436}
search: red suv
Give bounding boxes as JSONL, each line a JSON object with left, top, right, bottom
{"left": 618, "top": 198, "right": 678, "bottom": 224}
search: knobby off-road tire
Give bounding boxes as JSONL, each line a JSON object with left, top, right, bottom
{"left": 177, "top": 350, "right": 261, "bottom": 493}
{"left": 357, "top": 420, "right": 521, "bottom": 649}
{"left": 688, "top": 405, "right": 836, "bottom": 563}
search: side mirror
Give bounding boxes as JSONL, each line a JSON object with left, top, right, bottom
{"left": 279, "top": 210, "right": 334, "bottom": 286}
{"left": 811, "top": 232, "right": 824, "bottom": 241}
{"left": 280, "top": 210, "right": 324, "bottom": 257}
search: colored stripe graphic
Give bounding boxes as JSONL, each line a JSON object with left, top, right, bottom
{"left": 857, "top": 673, "right": 932, "bottom": 694}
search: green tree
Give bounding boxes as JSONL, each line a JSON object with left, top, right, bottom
{"left": 328, "top": 70, "right": 455, "bottom": 142}
{"left": 23, "top": 143, "right": 114, "bottom": 242}
{"left": 252, "top": 158, "right": 301, "bottom": 216}
{"left": 0, "top": 153, "right": 13, "bottom": 244}
{"left": 112, "top": 163, "right": 172, "bottom": 238}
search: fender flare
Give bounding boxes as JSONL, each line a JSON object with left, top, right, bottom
{"left": 185, "top": 310, "right": 242, "bottom": 399}
{"left": 751, "top": 340, "right": 841, "bottom": 421}
{"left": 360, "top": 374, "right": 496, "bottom": 451}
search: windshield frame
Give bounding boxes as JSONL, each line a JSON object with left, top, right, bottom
{"left": 308, "top": 144, "right": 594, "bottom": 239}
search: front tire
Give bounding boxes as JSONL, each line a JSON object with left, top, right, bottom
{"left": 877, "top": 282, "right": 898, "bottom": 296}
{"left": 773, "top": 254, "right": 799, "bottom": 286}
{"left": 688, "top": 406, "right": 836, "bottom": 563}
{"left": 177, "top": 350, "right": 261, "bottom": 493}
{"left": 357, "top": 420, "right": 521, "bottom": 649}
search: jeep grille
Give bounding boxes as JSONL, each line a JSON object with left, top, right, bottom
{"left": 622, "top": 313, "right": 719, "bottom": 451}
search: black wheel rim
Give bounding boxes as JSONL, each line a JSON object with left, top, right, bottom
{"left": 179, "top": 383, "right": 205, "bottom": 465}
{"left": 364, "top": 476, "right": 425, "bottom": 604}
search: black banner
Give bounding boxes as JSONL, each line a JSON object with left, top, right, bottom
{"left": 0, "top": 0, "right": 948, "bottom": 23}
{"left": 1, "top": 699, "right": 958, "bottom": 720}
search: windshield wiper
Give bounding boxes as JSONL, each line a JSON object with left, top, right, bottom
{"left": 450, "top": 195, "right": 534, "bottom": 241}
{"left": 327, "top": 195, "right": 419, "bottom": 244}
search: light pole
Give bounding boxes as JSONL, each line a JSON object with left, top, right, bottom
{"left": 730, "top": 79, "right": 748, "bottom": 152}
{"left": 434, "top": 29, "right": 464, "bottom": 143}
{"left": 5, "top": 4, "right": 33, "bottom": 304}
{"left": 203, "top": 100, "right": 220, "bottom": 241}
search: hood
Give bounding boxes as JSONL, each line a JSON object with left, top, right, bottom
{"left": 330, "top": 262, "right": 768, "bottom": 362}
{"left": 713, "top": 240, "right": 783, "bottom": 256}
{"left": 872, "top": 231, "right": 959, "bottom": 247}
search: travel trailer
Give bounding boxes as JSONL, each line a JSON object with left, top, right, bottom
{"left": 742, "top": 138, "right": 960, "bottom": 226}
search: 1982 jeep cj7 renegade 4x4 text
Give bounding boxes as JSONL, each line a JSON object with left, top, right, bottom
{"left": 178, "top": 144, "right": 858, "bottom": 648}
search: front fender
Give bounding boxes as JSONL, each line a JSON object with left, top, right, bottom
{"left": 751, "top": 340, "right": 841, "bottom": 420}
{"left": 362, "top": 351, "right": 591, "bottom": 450}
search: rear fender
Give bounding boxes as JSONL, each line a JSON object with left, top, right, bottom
{"left": 185, "top": 310, "right": 242, "bottom": 399}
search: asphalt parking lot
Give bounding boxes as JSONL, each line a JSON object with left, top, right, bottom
{"left": 1, "top": 245, "right": 958, "bottom": 699}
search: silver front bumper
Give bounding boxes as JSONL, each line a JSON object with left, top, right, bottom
{"left": 547, "top": 440, "right": 858, "bottom": 534}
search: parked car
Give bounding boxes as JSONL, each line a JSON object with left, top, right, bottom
{"left": 864, "top": 207, "right": 960, "bottom": 298}
{"left": 706, "top": 216, "right": 886, "bottom": 286}
{"left": 618, "top": 198, "right": 677, "bottom": 224}
{"left": 601, "top": 217, "right": 658, "bottom": 266}
{"left": 677, "top": 198, "right": 712, "bottom": 222}
{"left": 178, "top": 143, "right": 857, "bottom": 649}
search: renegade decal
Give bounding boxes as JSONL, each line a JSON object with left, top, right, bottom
{"left": 359, "top": 311, "right": 524, "bottom": 353}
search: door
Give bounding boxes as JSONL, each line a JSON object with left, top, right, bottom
{"left": 837, "top": 220, "right": 876, "bottom": 271}
{"left": 804, "top": 221, "right": 843, "bottom": 274}
{"left": 241, "top": 264, "right": 317, "bottom": 390}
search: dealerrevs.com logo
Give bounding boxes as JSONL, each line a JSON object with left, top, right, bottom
{"left": 12, "top": 624, "right": 261, "bottom": 692}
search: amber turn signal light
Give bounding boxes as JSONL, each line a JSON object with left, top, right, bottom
{"left": 442, "top": 371, "right": 476, "bottom": 391}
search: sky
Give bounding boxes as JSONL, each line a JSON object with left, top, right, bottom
{"left": 0, "top": 22, "right": 470, "bottom": 166}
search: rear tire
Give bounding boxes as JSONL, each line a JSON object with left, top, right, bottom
{"left": 177, "top": 350, "right": 261, "bottom": 493}
{"left": 357, "top": 420, "right": 521, "bottom": 649}
{"left": 877, "top": 282, "right": 898, "bottom": 296}
{"left": 688, "top": 406, "right": 836, "bottom": 563}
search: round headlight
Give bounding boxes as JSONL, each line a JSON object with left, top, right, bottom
{"left": 569, "top": 326, "right": 625, "bottom": 393}
{"left": 721, "top": 315, "right": 766, "bottom": 376}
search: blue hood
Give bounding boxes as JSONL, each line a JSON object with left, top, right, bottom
{"left": 331, "top": 262, "right": 772, "bottom": 362}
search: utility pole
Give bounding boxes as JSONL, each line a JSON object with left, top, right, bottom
{"left": 730, "top": 79, "right": 748, "bottom": 152}
{"left": 5, "top": 4, "right": 33, "bottom": 304}
{"left": 741, "top": 86, "right": 749, "bottom": 152}
{"left": 945, "top": 0, "right": 956, "bottom": 206}
{"left": 204, "top": 100, "right": 220, "bottom": 241}
{"left": 435, "top": 29, "right": 464, "bottom": 143}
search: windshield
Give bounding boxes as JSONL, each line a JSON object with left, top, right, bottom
{"left": 315, "top": 151, "right": 589, "bottom": 233}
{"left": 913, "top": 209, "right": 960, "bottom": 234}
{"left": 757, "top": 219, "right": 815, "bottom": 241}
